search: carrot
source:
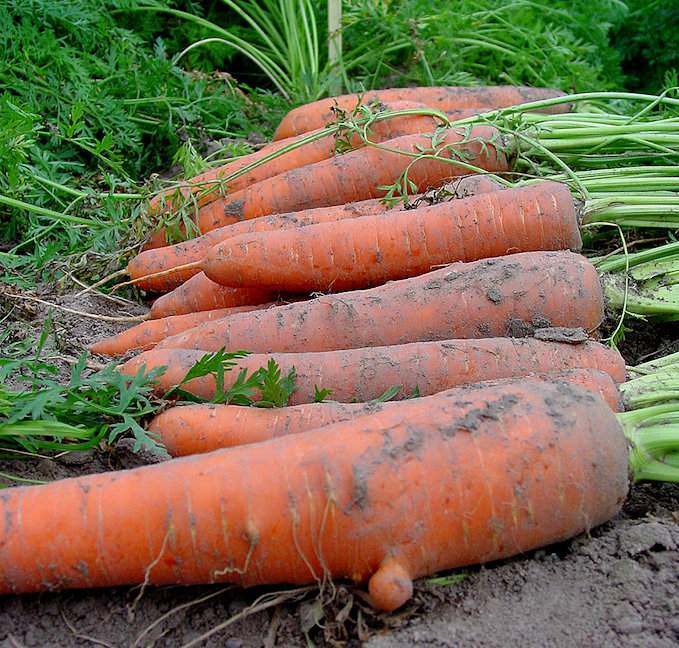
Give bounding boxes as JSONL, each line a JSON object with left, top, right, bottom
{"left": 89, "top": 305, "right": 275, "bottom": 357}
{"left": 149, "top": 368, "right": 623, "bottom": 456}
{"left": 131, "top": 201, "right": 394, "bottom": 292}
{"left": 155, "top": 251, "right": 604, "bottom": 353}
{"left": 273, "top": 86, "right": 569, "bottom": 139}
{"left": 0, "top": 379, "right": 628, "bottom": 610}
{"left": 143, "top": 101, "right": 447, "bottom": 248}
{"left": 195, "top": 126, "right": 509, "bottom": 227}
{"left": 150, "top": 101, "right": 440, "bottom": 212}
{"left": 129, "top": 175, "right": 503, "bottom": 292}
{"left": 123, "top": 337, "right": 625, "bottom": 403}
{"left": 203, "top": 180, "right": 579, "bottom": 292}
{"left": 148, "top": 273, "right": 276, "bottom": 320}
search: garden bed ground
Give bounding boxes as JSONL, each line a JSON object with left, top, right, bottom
{"left": 1, "top": 289, "right": 678, "bottom": 648}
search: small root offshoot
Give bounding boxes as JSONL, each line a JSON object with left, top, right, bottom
{"left": 290, "top": 498, "right": 321, "bottom": 586}
{"left": 67, "top": 272, "right": 138, "bottom": 307}
{"left": 212, "top": 520, "right": 259, "bottom": 580}
{"left": 178, "top": 586, "right": 316, "bottom": 648}
{"left": 74, "top": 268, "right": 128, "bottom": 298}
{"left": 2, "top": 293, "right": 146, "bottom": 322}
{"left": 133, "top": 587, "right": 233, "bottom": 648}
{"left": 60, "top": 608, "right": 117, "bottom": 648}
{"left": 315, "top": 474, "right": 338, "bottom": 605}
{"left": 127, "top": 528, "right": 173, "bottom": 621}
{"left": 111, "top": 261, "right": 202, "bottom": 292}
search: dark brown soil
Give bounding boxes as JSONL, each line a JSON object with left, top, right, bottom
{"left": 1, "top": 287, "right": 678, "bottom": 648}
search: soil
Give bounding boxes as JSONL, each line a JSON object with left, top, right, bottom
{"left": 0, "top": 289, "right": 678, "bottom": 648}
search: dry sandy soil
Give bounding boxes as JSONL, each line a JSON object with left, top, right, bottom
{"left": 0, "top": 289, "right": 678, "bottom": 648}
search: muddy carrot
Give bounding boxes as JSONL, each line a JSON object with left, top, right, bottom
{"left": 0, "top": 380, "right": 628, "bottom": 612}
{"left": 122, "top": 337, "right": 625, "bottom": 404}
{"left": 203, "top": 180, "right": 578, "bottom": 292}
{"left": 273, "top": 86, "right": 569, "bottom": 139}
{"left": 155, "top": 251, "right": 604, "bottom": 353}
{"left": 129, "top": 175, "right": 503, "bottom": 292}
{"left": 148, "top": 368, "right": 622, "bottom": 456}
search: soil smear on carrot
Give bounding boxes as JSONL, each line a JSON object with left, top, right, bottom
{"left": 0, "top": 290, "right": 678, "bottom": 648}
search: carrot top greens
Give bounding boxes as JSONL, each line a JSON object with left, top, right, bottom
{"left": 0, "top": 335, "right": 300, "bottom": 470}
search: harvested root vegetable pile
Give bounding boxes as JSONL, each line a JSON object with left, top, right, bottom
{"left": 2, "top": 86, "right": 679, "bottom": 645}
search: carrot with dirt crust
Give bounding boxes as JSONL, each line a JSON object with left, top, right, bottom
{"left": 149, "top": 368, "right": 622, "bottom": 456}
{"left": 123, "top": 337, "right": 625, "bottom": 405}
{"left": 195, "top": 126, "right": 509, "bottom": 228}
{"left": 273, "top": 85, "right": 569, "bottom": 139}
{"left": 148, "top": 273, "right": 275, "bottom": 319}
{"left": 0, "top": 380, "right": 629, "bottom": 610}
{"left": 89, "top": 305, "right": 275, "bottom": 357}
{"left": 147, "top": 100, "right": 441, "bottom": 216}
{"left": 155, "top": 251, "right": 604, "bottom": 353}
{"left": 203, "top": 181, "right": 578, "bottom": 292}
{"left": 129, "top": 175, "right": 503, "bottom": 292}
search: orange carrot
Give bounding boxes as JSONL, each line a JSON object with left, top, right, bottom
{"left": 0, "top": 379, "right": 628, "bottom": 612}
{"left": 143, "top": 101, "right": 448, "bottom": 248}
{"left": 156, "top": 251, "right": 604, "bottom": 353}
{"left": 273, "top": 86, "right": 569, "bottom": 139}
{"left": 148, "top": 368, "right": 622, "bottom": 456}
{"left": 123, "top": 337, "right": 625, "bottom": 403}
{"left": 89, "top": 305, "right": 275, "bottom": 357}
{"left": 196, "top": 126, "right": 508, "bottom": 227}
{"left": 129, "top": 175, "right": 503, "bottom": 292}
{"left": 148, "top": 273, "right": 275, "bottom": 319}
{"left": 130, "top": 201, "right": 393, "bottom": 292}
{"left": 149, "top": 101, "right": 440, "bottom": 214}
{"left": 203, "top": 180, "right": 578, "bottom": 292}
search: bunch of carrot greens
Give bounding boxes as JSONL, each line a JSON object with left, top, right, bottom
{"left": 2, "top": 86, "right": 679, "bottom": 612}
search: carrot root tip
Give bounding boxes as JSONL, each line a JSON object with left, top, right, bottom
{"left": 368, "top": 559, "right": 413, "bottom": 612}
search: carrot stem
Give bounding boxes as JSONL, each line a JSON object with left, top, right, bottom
{"left": 593, "top": 240, "right": 679, "bottom": 322}
{"left": 619, "top": 402, "right": 679, "bottom": 482}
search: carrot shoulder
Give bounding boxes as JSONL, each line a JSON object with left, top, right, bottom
{"left": 203, "top": 180, "right": 580, "bottom": 292}
{"left": 149, "top": 368, "right": 622, "bottom": 456}
{"left": 273, "top": 85, "right": 569, "bottom": 139}
{"left": 121, "top": 337, "right": 626, "bottom": 404}
{"left": 156, "top": 251, "right": 605, "bottom": 353}
{"left": 0, "top": 379, "right": 628, "bottom": 612}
